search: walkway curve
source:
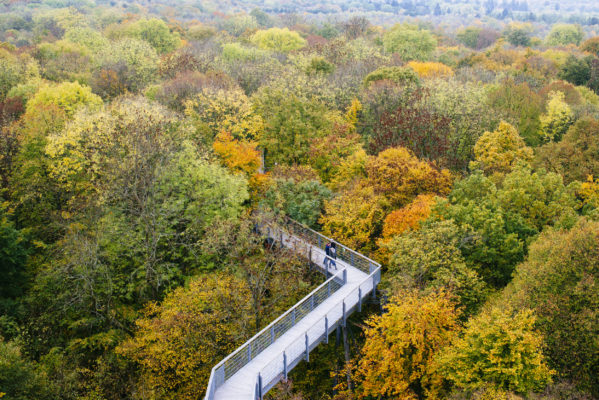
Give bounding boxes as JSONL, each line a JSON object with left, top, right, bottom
{"left": 204, "top": 219, "right": 382, "bottom": 400}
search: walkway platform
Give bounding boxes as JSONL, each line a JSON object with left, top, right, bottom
{"left": 205, "top": 220, "right": 381, "bottom": 400}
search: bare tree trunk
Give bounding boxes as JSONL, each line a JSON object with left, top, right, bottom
{"left": 342, "top": 326, "right": 352, "bottom": 391}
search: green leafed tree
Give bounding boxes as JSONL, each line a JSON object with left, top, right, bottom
{"left": 250, "top": 28, "right": 307, "bottom": 53}
{"left": 439, "top": 307, "right": 554, "bottom": 394}
{"left": 500, "top": 218, "right": 599, "bottom": 395}
{"left": 383, "top": 24, "right": 437, "bottom": 61}
{"left": 546, "top": 24, "right": 584, "bottom": 46}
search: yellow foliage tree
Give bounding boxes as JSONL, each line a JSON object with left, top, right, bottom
{"left": 366, "top": 147, "right": 452, "bottom": 209}
{"left": 117, "top": 275, "right": 252, "bottom": 400}
{"left": 212, "top": 131, "right": 261, "bottom": 175}
{"left": 320, "top": 184, "right": 387, "bottom": 254}
{"left": 184, "top": 87, "right": 264, "bottom": 141}
{"left": 349, "top": 290, "right": 460, "bottom": 399}
{"left": 407, "top": 61, "right": 454, "bottom": 78}
{"left": 470, "top": 121, "right": 533, "bottom": 179}
{"left": 539, "top": 91, "right": 573, "bottom": 143}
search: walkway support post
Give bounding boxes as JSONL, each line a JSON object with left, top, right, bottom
{"left": 324, "top": 316, "right": 329, "bottom": 344}
{"left": 342, "top": 301, "right": 346, "bottom": 327}
{"left": 257, "top": 373, "right": 263, "bottom": 400}
{"left": 358, "top": 287, "right": 362, "bottom": 312}
{"left": 283, "top": 352, "right": 288, "bottom": 381}
{"left": 305, "top": 333, "right": 309, "bottom": 362}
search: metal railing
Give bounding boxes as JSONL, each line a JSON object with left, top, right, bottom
{"left": 254, "top": 266, "right": 381, "bottom": 397}
{"left": 204, "top": 218, "right": 382, "bottom": 400}
{"left": 282, "top": 218, "right": 381, "bottom": 275}
{"left": 204, "top": 268, "right": 347, "bottom": 400}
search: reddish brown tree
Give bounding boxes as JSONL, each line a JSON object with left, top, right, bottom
{"left": 369, "top": 89, "right": 453, "bottom": 165}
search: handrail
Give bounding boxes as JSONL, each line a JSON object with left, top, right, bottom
{"left": 284, "top": 218, "right": 381, "bottom": 268}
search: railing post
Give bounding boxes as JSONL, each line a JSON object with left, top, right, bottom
{"left": 358, "top": 287, "right": 362, "bottom": 312}
{"left": 283, "top": 352, "right": 288, "bottom": 381}
{"left": 305, "top": 333, "right": 309, "bottom": 362}
{"left": 324, "top": 316, "right": 329, "bottom": 344}
{"left": 351, "top": 252, "right": 354, "bottom": 266}
{"left": 343, "top": 269, "right": 347, "bottom": 284}
{"left": 258, "top": 373, "right": 263, "bottom": 400}
{"left": 292, "top": 308, "right": 296, "bottom": 325}
{"left": 342, "top": 301, "right": 346, "bottom": 327}
{"left": 310, "top": 294, "right": 314, "bottom": 310}
{"left": 248, "top": 343, "right": 252, "bottom": 362}
{"left": 327, "top": 280, "right": 331, "bottom": 297}
{"left": 325, "top": 258, "right": 329, "bottom": 277}
{"left": 270, "top": 325, "right": 275, "bottom": 344}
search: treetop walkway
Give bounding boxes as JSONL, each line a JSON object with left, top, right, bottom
{"left": 204, "top": 219, "right": 382, "bottom": 400}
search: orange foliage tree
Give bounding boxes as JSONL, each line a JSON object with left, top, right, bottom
{"left": 212, "top": 131, "right": 261, "bottom": 175}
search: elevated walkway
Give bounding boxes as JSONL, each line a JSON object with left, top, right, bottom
{"left": 205, "top": 219, "right": 381, "bottom": 400}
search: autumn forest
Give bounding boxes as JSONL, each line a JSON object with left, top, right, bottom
{"left": 0, "top": 0, "right": 598, "bottom": 399}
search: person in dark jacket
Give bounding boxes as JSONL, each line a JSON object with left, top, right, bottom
{"left": 329, "top": 242, "right": 337, "bottom": 269}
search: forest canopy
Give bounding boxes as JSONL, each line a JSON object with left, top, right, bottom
{"left": 0, "top": 1, "right": 598, "bottom": 400}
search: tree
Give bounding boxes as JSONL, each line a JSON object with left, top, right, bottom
{"left": 262, "top": 177, "right": 332, "bottom": 228}
{"left": 546, "top": 24, "right": 584, "bottom": 46}
{"left": 365, "top": 147, "right": 452, "bottom": 209}
{"left": 385, "top": 220, "right": 488, "bottom": 314}
{"left": 469, "top": 121, "right": 533, "bottom": 179}
{"left": 97, "top": 39, "right": 159, "bottom": 93}
{"left": 500, "top": 219, "right": 599, "bottom": 395}
{"left": 369, "top": 89, "right": 453, "bottom": 164}
{"left": 0, "top": 206, "right": 29, "bottom": 304}
{"left": 119, "top": 18, "right": 181, "bottom": 54}
{"left": 320, "top": 184, "right": 386, "bottom": 254}
{"left": 486, "top": 80, "right": 543, "bottom": 146}
{"left": 558, "top": 55, "right": 591, "bottom": 86}
{"left": 63, "top": 27, "right": 108, "bottom": 53}
{"left": 434, "top": 173, "right": 525, "bottom": 287}
{"left": 253, "top": 89, "right": 335, "bottom": 166}
{"left": 0, "top": 340, "right": 56, "bottom": 400}
{"left": 580, "top": 36, "right": 599, "bottom": 56}
{"left": 117, "top": 275, "right": 252, "bottom": 400}
{"left": 383, "top": 24, "right": 437, "bottom": 61}
{"left": 539, "top": 91, "right": 573, "bottom": 143}
{"left": 380, "top": 193, "right": 436, "bottom": 240}
{"left": 439, "top": 307, "right": 553, "bottom": 394}
{"left": 212, "top": 131, "right": 261, "bottom": 175}
{"left": 350, "top": 290, "right": 460, "bottom": 399}
{"left": 457, "top": 27, "right": 482, "bottom": 49}
{"left": 534, "top": 118, "right": 599, "bottom": 184}
{"left": 26, "top": 81, "right": 102, "bottom": 118}
{"left": 407, "top": 61, "right": 454, "bottom": 78}
{"left": 250, "top": 28, "right": 307, "bottom": 53}
{"left": 504, "top": 24, "right": 532, "bottom": 47}
{"left": 184, "top": 86, "right": 264, "bottom": 142}
{"left": 363, "top": 66, "right": 420, "bottom": 87}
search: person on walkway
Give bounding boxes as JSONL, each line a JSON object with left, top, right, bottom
{"left": 324, "top": 241, "right": 331, "bottom": 268}
{"left": 330, "top": 242, "right": 337, "bottom": 269}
